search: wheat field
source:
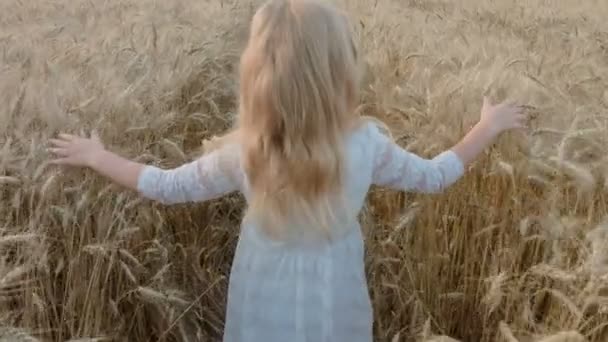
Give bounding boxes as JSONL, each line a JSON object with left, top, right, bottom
{"left": 1, "top": 0, "right": 608, "bottom": 341}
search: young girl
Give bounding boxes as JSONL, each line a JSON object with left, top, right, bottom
{"left": 48, "top": 0, "right": 525, "bottom": 340}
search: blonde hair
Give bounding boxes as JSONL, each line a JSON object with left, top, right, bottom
{"left": 225, "top": 0, "right": 365, "bottom": 239}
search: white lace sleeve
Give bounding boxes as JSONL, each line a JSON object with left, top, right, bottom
{"left": 136, "top": 143, "right": 243, "bottom": 204}
{"left": 369, "top": 124, "right": 465, "bottom": 193}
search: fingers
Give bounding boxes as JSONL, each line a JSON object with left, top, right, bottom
{"left": 512, "top": 113, "right": 528, "bottom": 130}
{"left": 47, "top": 147, "right": 68, "bottom": 157}
{"left": 90, "top": 129, "right": 101, "bottom": 143}
{"left": 49, "top": 138, "right": 70, "bottom": 148}
{"left": 48, "top": 137, "right": 74, "bottom": 159}
{"left": 501, "top": 103, "right": 525, "bottom": 116}
{"left": 49, "top": 158, "right": 70, "bottom": 165}
{"left": 47, "top": 131, "right": 95, "bottom": 167}
{"left": 511, "top": 105, "right": 524, "bottom": 115}
{"left": 56, "top": 130, "right": 99, "bottom": 141}
{"left": 58, "top": 133, "right": 77, "bottom": 142}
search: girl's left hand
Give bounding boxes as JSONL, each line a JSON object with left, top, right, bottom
{"left": 479, "top": 96, "right": 526, "bottom": 135}
{"left": 48, "top": 131, "right": 105, "bottom": 168}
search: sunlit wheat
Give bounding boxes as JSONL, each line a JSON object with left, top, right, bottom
{"left": 1, "top": 0, "right": 607, "bottom": 341}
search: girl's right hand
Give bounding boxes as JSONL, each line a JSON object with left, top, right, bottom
{"left": 48, "top": 131, "right": 106, "bottom": 168}
{"left": 479, "top": 96, "right": 526, "bottom": 135}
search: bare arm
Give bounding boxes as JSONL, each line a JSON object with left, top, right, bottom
{"left": 87, "top": 149, "right": 145, "bottom": 191}
{"left": 450, "top": 120, "right": 499, "bottom": 167}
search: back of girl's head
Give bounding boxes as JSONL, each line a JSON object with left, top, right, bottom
{"left": 236, "top": 0, "right": 361, "bottom": 238}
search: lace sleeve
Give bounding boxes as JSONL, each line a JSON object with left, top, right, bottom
{"left": 136, "top": 143, "right": 243, "bottom": 204}
{"left": 369, "top": 124, "right": 465, "bottom": 193}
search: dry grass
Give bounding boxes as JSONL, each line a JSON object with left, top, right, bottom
{"left": 1, "top": 0, "right": 608, "bottom": 341}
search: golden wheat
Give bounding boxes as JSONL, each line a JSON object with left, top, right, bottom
{"left": 1, "top": 0, "right": 608, "bottom": 341}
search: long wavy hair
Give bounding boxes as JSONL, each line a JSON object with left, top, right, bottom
{"left": 217, "top": 0, "right": 376, "bottom": 239}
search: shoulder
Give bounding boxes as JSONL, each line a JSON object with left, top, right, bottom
{"left": 191, "top": 130, "right": 244, "bottom": 178}
{"left": 198, "top": 130, "right": 243, "bottom": 166}
{"left": 342, "top": 117, "right": 395, "bottom": 171}
{"left": 347, "top": 116, "right": 393, "bottom": 147}
{"left": 202, "top": 129, "right": 242, "bottom": 154}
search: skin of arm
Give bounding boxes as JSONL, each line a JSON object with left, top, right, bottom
{"left": 86, "top": 149, "right": 145, "bottom": 191}
{"left": 450, "top": 120, "right": 500, "bottom": 167}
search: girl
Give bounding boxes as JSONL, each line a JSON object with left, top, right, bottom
{"left": 48, "top": 0, "right": 526, "bottom": 341}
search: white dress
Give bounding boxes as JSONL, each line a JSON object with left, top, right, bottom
{"left": 137, "top": 121, "right": 465, "bottom": 342}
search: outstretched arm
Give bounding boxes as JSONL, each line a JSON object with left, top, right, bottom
{"left": 48, "top": 133, "right": 242, "bottom": 204}
{"left": 371, "top": 96, "right": 525, "bottom": 193}
{"left": 86, "top": 148, "right": 144, "bottom": 191}
{"left": 451, "top": 97, "right": 525, "bottom": 166}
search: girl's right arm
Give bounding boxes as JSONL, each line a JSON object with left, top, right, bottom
{"left": 451, "top": 97, "right": 525, "bottom": 166}
{"left": 49, "top": 133, "right": 242, "bottom": 204}
{"left": 371, "top": 96, "right": 525, "bottom": 193}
